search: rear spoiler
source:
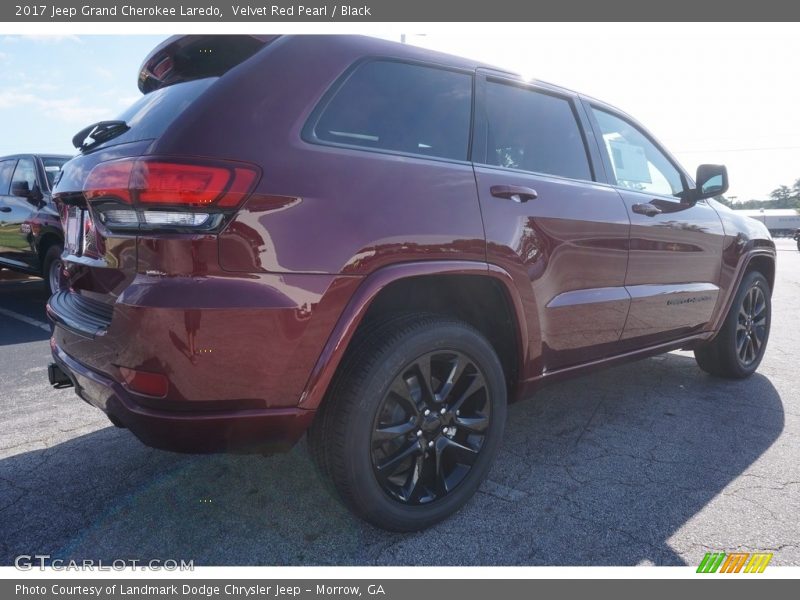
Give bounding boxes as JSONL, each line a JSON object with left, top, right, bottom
{"left": 137, "top": 34, "right": 279, "bottom": 94}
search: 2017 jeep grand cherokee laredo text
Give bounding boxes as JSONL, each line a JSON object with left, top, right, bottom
{"left": 47, "top": 35, "right": 775, "bottom": 531}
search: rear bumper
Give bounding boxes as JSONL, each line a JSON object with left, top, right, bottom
{"left": 51, "top": 342, "right": 315, "bottom": 454}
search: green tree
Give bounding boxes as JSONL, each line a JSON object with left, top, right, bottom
{"left": 768, "top": 185, "right": 794, "bottom": 207}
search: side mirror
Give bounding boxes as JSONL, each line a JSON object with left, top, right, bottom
{"left": 693, "top": 164, "right": 729, "bottom": 201}
{"left": 11, "top": 180, "right": 31, "bottom": 198}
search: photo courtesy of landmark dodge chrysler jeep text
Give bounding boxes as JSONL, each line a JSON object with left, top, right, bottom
{"left": 46, "top": 35, "right": 776, "bottom": 531}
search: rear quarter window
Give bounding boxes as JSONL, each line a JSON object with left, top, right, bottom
{"left": 307, "top": 60, "right": 473, "bottom": 162}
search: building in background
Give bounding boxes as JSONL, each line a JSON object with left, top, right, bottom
{"left": 734, "top": 208, "right": 800, "bottom": 236}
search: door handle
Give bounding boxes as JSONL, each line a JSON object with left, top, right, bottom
{"left": 631, "top": 202, "right": 662, "bottom": 217}
{"left": 0, "top": 207, "right": 11, "bottom": 213}
{"left": 490, "top": 185, "right": 538, "bottom": 203}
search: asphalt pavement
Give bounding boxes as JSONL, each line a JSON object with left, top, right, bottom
{"left": 1, "top": 240, "right": 798, "bottom": 566}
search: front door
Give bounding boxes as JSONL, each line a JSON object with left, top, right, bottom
{"left": 0, "top": 157, "right": 40, "bottom": 270}
{"left": 586, "top": 104, "right": 725, "bottom": 346}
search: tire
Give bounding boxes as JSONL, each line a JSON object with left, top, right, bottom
{"left": 694, "top": 270, "right": 771, "bottom": 379}
{"left": 308, "top": 313, "right": 507, "bottom": 531}
{"left": 42, "top": 244, "right": 64, "bottom": 295}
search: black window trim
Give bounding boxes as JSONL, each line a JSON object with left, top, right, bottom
{"left": 583, "top": 99, "right": 693, "bottom": 201}
{"left": 301, "top": 55, "right": 477, "bottom": 167}
{"left": 471, "top": 70, "right": 600, "bottom": 185}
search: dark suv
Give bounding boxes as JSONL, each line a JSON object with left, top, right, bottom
{"left": 0, "top": 153, "right": 70, "bottom": 293}
{"left": 47, "top": 35, "right": 775, "bottom": 531}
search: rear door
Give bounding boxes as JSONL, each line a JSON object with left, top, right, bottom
{"left": 585, "top": 103, "right": 725, "bottom": 345}
{"left": 473, "top": 72, "right": 631, "bottom": 374}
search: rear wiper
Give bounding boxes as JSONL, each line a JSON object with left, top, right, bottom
{"left": 71, "top": 120, "right": 130, "bottom": 151}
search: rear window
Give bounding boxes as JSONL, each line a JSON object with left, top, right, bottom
{"left": 310, "top": 61, "right": 473, "bottom": 162}
{"left": 82, "top": 77, "right": 216, "bottom": 153}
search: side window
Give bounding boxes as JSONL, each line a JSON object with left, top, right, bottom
{"left": 0, "top": 160, "right": 15, "bottom": 195}
{"left": 11, "top": 158, "right": 37, "bottom": 193}
{"left": 482, "top": 81, "right": 592, "bottom": 181}
{"left": 592, "top": 108, "right": 684, "bottom": 198}
{"left": 312, "top": 61, "right": 472, "bottom": 161}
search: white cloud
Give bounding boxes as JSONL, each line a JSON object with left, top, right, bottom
{"left": 0, "top": 90, "right": 112, "bottom": 124}
{"left": 21, "top": 81, "right": 60, "bottom": 93}
{"left": 12, "top": 35, "right": 83, "bottom": 44}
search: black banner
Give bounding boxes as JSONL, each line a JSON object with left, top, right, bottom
{"left": 3, "top": 0, "right": 800, "bottom": 22}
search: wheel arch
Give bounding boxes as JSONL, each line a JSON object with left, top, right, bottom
{"left": 745, "top": 253, "right": 775, "bottom": 292}
{"left": 298, "top": 261, "right": 528, "bottom": 411}
{"left": 708, "top": 246, "right": 776, "bottom": 338}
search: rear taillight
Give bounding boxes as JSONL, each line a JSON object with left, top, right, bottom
{"left": 83, "top": 157, "right": 259, "bottom": 232}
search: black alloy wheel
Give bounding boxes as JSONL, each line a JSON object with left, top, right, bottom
{"left": 370, "top": 350, "right": 490, "bottom": 505}
{"left": 735, "top": 283, "right": 768, "bottom": 367}
{"left": 307, "top": 313, "right": 507, "bottom": 531}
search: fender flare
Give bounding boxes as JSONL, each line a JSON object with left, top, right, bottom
{"left": 708, "top": 245, "right": 776, "bottom": 336}
{"left": 298, "top": 260, "right": 528, "bottom": 410}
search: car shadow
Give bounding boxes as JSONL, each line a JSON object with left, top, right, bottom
{"left": 0, "top": 353, "right": 784, "bottom": 565}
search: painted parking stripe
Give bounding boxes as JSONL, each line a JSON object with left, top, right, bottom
{"left": 0, "top": 307, "right": 51, "bottom": 332}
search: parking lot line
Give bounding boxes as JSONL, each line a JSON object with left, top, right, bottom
{"left": 0, "top": 307, "right": 51, "bottom": 332}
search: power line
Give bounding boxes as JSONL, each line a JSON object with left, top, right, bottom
{"left": 677, "top": 145, "right": 800, "bottom": 154}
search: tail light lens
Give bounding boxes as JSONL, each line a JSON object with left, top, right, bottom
{"left": 83, "top": 157, "right": 259, "bottom": 232}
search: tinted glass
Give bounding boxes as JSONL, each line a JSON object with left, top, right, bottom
{"left": 81, "top": 77, "right": 216, "bottom": 153}
{"left": 483, "top": 82, "right": 592, "bottom": 181}
{"left": 592, "top": 108, "right": 684, "bottom": 197}
{"left": 314, "top": 61, "right": 472, "bottom": 161}
{"left": 0, "top": 160, "right": 14, "bottom": 195}
{"left": 41, "top": 157, "right": 69, "bottom": 189}
{"left": 11, "top": 158, "right": 37, "bottom": 193}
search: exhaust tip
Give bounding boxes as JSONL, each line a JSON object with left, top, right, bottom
{"left": 47, "top": 362, "right": 73, "bottom": 388}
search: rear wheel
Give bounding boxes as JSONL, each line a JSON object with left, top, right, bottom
{"left": 694, "top": 270, "right": 771, "bottom": 379}
{"left": 308, "top": 313, "right": 506, "bottom": 531}
{"left": 42, "top": 244, "right": 64, "bottom": 295}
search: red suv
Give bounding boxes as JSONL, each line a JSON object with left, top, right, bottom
{"left": 48, "top": 35, "right": 775, "bottom": 531}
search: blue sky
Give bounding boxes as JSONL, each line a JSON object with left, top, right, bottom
{"left": 0, "top": 35, "right": 167, "bottom": 156}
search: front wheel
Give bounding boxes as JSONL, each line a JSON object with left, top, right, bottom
{"left": 694, "top": 270, "right": 771, "bottom": 379}
{"left": 308, "top": 314, "right": 507, "bottom": 531}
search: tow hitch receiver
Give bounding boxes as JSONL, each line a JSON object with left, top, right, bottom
{"left": 48, "top": 362, "right": 73, "bottom": 388}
